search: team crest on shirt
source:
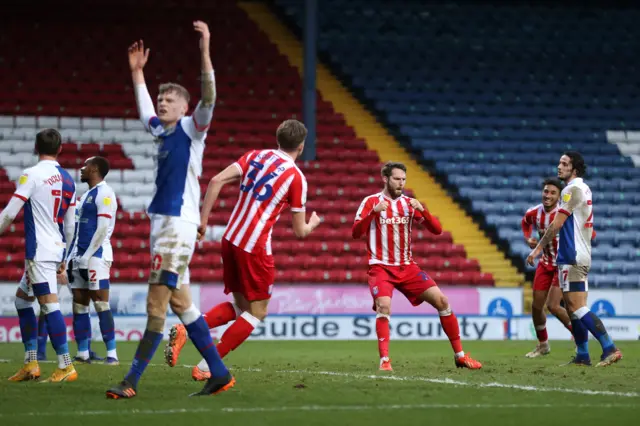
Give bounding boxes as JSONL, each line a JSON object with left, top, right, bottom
{"left": 372, "top": 286, "right": 379, "bottom": 295}
{"left": 562, "top": 193, "right": 571, "bottom": 203}
{"left": 268, "top": 285, "right": 273, "bottom": 295}
{"left": 86, "top": 196, "right": 93, "bottom": 204}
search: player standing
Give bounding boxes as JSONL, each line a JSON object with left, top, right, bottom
{"left": 0, "top": 129, "right": 78, "bottom": 382}
{"left": 70, "top": 156, "right": 119, "bottom": 365}
{"left": 522, "top": 178, "right": 573, "bottom": 357}
{"left": 528, "top": 151, "right": 622, "bottom": 366}
{"left": 106, "top": 21, "right": 233, "bottom": 399}
{"left": 165, "top": 119, "right": 320, "bottom": 381}
{"left": 352, "top": 162, "right": 482, "bottom": 371}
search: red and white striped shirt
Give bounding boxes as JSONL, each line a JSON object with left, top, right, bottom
{"left": 522, "top": 204, "right": 559, "bottom": 267}
{"left": 352, "top": 193, "right": 442, "bottom": 266}
{"left": 223, "top": 149, "right": 307, "bottom": 255}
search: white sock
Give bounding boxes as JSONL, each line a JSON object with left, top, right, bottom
{"left": 76, "top": 350, "right": 89, "bottom": 360}
{"left": 25, "top": 350, "right": 37, "bottom": 363}
{"left": 58, "top": 353, "right": 72, "bottom": 369}
{"left": 197, "top": 358, "right": 209, "bottom": 372}
{"left": 455, "top": 351, "right": 465, "bottom": 359}
{"left": 107, "top": 349, "right": 118, "bottom": 359}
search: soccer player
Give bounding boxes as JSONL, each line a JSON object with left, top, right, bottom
{"left": 522, "top": 178, "right": 573, "bottom": 357}
{"left": 352, "top": 162, "right": 482, "bottom": 371}
{"left": 527, "top": 151, "right": 622, "bottom": 367}
{"left": 165, "top": 119, "right": 321, "bottom": 381}
{"left": 0, "top": 129, "right": 78, "bottom": 382}
{"left": 106, "top": 21, "right": 233, "bottom": 399}
{"left": 70, "top": 156, "right": 119, "bottom": 365}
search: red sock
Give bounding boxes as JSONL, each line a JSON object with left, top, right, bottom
{"left": 439, "top": 312, "right": 463, "bottom": 354}
{"left": 535, "top": 325, "right": 548, "bottom": 343}
{"left": 216, "top": 313, "right": 258, "bottom": 358}
{"left": 204, "top": 302, "right": 237, "bottom": 329}
{"left": 376, "top": 316, "right": 390, "bottom": 358}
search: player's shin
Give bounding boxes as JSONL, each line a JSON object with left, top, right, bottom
{"left": 574, "top": 307, "right": 616, "bottom": 352}
{"left": 204, "top": 301, "right": 241, "bottom": 329}
{"left": 16, "top": 298, "right": 38, "bottom": 363}
{"left": 42, "top": 302, "right": 73, "bottom": 369}
{"left": 216, "top": 311, "right": 261, "bottom": 358}
{"left": 439, "top": 307, "right": 464, "bottom": 358}
{"left": 179, "top": 304, "right": 229, "bottom": 377}
{"left": 37, "top": 312, "right": 48, "bottom": 359}
{"left": 95, "top": 301, "right": 117, "bottom": 360}
{"left": 569, "top": 311, "right": 590, "bottom": 359}
{"left": 531, "top": 306, "right": 548, "bottom": 343}
{"left": 375, "top": 313, "right": 390, "bottom": 359}
{"left": 72, "top": 303, "right": 91, "bottom": 361}
{"left": 124, "top": 315, "right": 164, "bottom": 388}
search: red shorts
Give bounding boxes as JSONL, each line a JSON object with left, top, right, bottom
{"left": 368, "top": 263, "right": 437, "bottom": 309}
{"left": 222, "top": 239, "right": 275, "bottom": 302}
{"left": 533, "top": 261, "right": 559, "bottom": 291}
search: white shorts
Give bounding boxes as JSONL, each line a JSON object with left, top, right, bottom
{"left": 71, "top": 257, "right": 112, "bottom": 291}
{"left": 559, "top": 264, "right": 590, "bottom": 293}
{"left": 149, "top": 214, "right": 197, "bottom": 289}
{"left": 18, "top": 260, "right": 59, "bottom": 297}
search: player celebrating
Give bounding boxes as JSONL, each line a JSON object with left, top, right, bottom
{"left": 521, "top": 178, "right": 573, "bottom": 357}
{"left": 71, "top": 157, "right": 119, "bottom": 365}
{"left": 352, "top": 162, "right": 482, "bottom": 371}
{"left": 106, "top": 21, "right": 232, "bottom": 399}
{"left": 165, "top": 119, "right": 320, "bottom": 381}
{"left": 528, "top": 151, "right": 622, "bottom": 367}
{"left": 0, "top": 129, "right": 78, "bottom": 382}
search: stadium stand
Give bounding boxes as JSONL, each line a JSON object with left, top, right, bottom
{"left": 273, "top": 0, "right": 640, "bottom": 288}
{"left": 0, "top": 0, "right": 492, "bottom": 286}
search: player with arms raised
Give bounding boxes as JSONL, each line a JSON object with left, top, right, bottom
{"left": 165, "top": 119, "right": 321, "bottom": 380}
{"left": 352, "top": 162, "right": 482, "bottom": 371}
{"left": 522, "top": 178, "right": 573, "bottom": 357}
{"left": 528, "top": 151, "right": 622, "bottom": 366}
{"left": 1, "top": 129, "right": 78, "bottom": 382}
{"left": 70, "top": 156, "right": 119, "bottom": 365}
{"left": 107, "top": 21, "right": 232, "bottom": 399}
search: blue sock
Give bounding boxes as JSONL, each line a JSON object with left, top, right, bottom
{"left": 37, "top": 314, "right": 48, "bottom": 356}
{"left": 17, "top": 307, "right": 37, "bottom": 354}
{"left": 73, "top": 312, "right": 91, "bottom": 354}
{"left": 580, "top": 311, "right": 615, "bottom": 352}
{"left": 98, "top": 310, "right": 117, "bottom": 352}
{"left": 570, "top": 318, "right": 590, "bottom": 358}
{"left": 45, "top": 310, "right": 69, "bottom": 356}
{"left": 186, "top": 316, "right": 229, "bottom": 378}
{"left": 125, "top": 329, "right": 163, "bottom": 388}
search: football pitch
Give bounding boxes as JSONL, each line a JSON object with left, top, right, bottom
{"left": 0, "top": 340, "right": 638, "bottom": 426}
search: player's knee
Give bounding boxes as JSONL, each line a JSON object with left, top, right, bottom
{"left": 376, "top": 301, "right": 391, "bottom": 316}
{"left": 169, "top": 297, "right": 190, "bottom": 316}
{"left": 248, "top": 306, "right": 268, "bottom": 321}
{"left": 531, "top": 299, "right": 545, "bottom": 312}
{"left": 433, "top": 295, "right": 449, "bottom": 312}
{"left": 15, "top": 288, "right": 34, "bottom": 302}
{"left": 73, "top": 302, "right": 90, "bottom": 315}
{"left": 147, "top": 298, "right": 167, "bottom": 319}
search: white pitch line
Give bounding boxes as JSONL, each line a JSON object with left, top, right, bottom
{"left": 5, "top": 360, "right": 639, "bottom": 399}
{"left": 1, "top": 403, "right": 638, "bottom": 418}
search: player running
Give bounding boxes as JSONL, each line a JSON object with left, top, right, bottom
{"left": 70, "top": 157, "right": 119, "bottom": 365}
{"left": 106, "top": 21, "right": 233, "bottom": 399}
{"left": 165, "top": 119, "right": 321, "bottom": 381}
{"left": 0, "top": 129, "right": 78, "bottom": 382}
{"left": 522, "top": 178, "right": 573, "bottom": 357}
{"left": 528, "top": 151, "right": 622, "bottom": 367}
{"left": 352, "top": 162, "right": 482, "bottom": 371}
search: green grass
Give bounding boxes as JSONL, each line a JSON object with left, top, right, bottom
{"left": 0, "top": 340, "right": 639, "bottom": 426}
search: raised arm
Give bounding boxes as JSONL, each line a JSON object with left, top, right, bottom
{"left": 128, "top": 40, "right": 156, "bottom": 129}
{"left": 191, "top": 21, "right": 216, "bottom": 133}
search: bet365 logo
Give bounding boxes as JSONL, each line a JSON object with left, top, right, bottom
{"left": 379, "top": 216, "right": 409, "bottom": 225}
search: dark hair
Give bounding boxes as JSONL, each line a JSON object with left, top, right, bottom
{"left": 542, "top": 177, "right": 564, "bottom": 192}
{"left": 158, "top": 83, "right": 190, "bottom": 103}
{"left": 563, "top": 151, "right": 586, "bottom": 177}
{"left": 88, "top": 156, "right": 110, "bottom": 178}
{"left": 276, "top": 119, "right": 307, "bottom": 151}
{"left": 381, "top": 161, "right": 407, "bottom": 178}
{"left": 35, "top": 128, "right": 62, "bottom": 156}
